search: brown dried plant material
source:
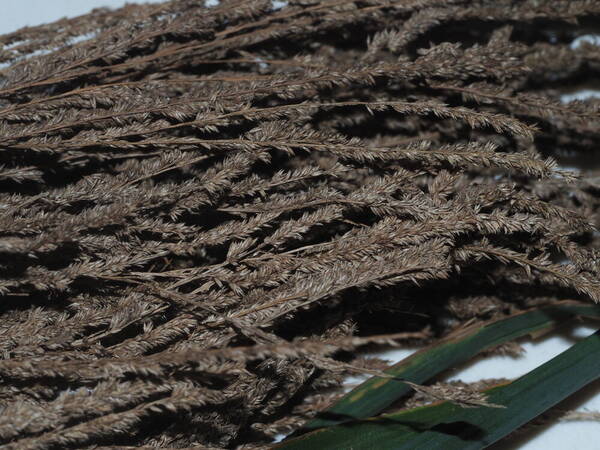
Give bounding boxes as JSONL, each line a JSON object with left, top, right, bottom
{"left": 1, "top": 0, "right": 600, "bottom": 447}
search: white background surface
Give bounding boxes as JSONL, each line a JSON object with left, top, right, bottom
{"left": 2, "top": 2, "right": 600, "bottom": 449}
{"left": 0, "top": 0, "right": 164, "bottom": 34}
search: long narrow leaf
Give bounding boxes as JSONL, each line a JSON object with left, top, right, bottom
{"left": 277, "top": 328, "right": 600, "bottom": 449}
{"left": 302, "top": 302, "right": 600, "bottom": 430}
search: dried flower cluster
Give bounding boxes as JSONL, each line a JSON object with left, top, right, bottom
{"left": 0, "top": 0, "right": 599, "bottom": 448}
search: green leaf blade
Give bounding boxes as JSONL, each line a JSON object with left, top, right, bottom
{"left": 303, "top": 302, "right": 600, "bottom": 431}
{"left": 277, "top": 329, "right": 600, "bottom": 450}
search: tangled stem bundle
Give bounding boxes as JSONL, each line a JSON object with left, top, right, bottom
{"left": 0, "top": 0, "right": 600, "bottom": 447}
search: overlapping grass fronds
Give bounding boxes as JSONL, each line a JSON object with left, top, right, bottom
{"left": 1, "top": 0, "right": 600, "bottom": 447}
